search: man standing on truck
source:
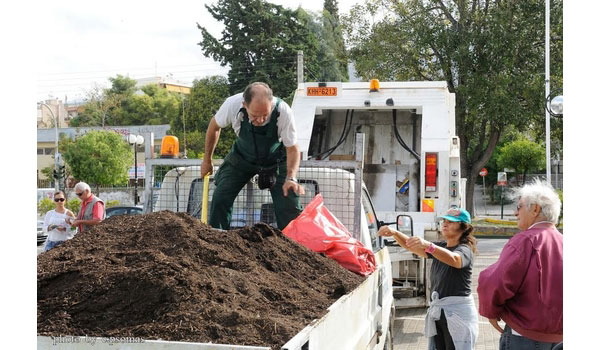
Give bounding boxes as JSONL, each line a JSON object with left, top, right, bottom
{"left": 200, "top": 82, "right": 304, "bottom": 230}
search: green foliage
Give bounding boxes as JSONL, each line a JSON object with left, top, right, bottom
{"left": 302, "top": 8, "right": 348, "bottom": 82}
{"left": 66, "top": 198, "right": 81, "bottom": 215}
{"left": 70, "top": 74, "right": 182, "bottom": 127}
{"left": 498, "top": 138, "right": 545, "bottom": 185}
{"left": 479, "top": 128, "right": 521, "bottom": 186}
{"left": 170, "top": 76, "right": 235, "bottom": 158}
{"left": 113, "top": 84, "right": 182, "bottom": 125}
{"left": 107, "top": 75, "right": 137, "bottom": 95}
{"left": 70, "top": 76, "right": 137, "bottom": 127}
{"left": 198, "top": 0, "right": 320, "bottom": 99}
{"left": 343, "top": 0, "right": 563, "bottom": 212}
{"left": 39, "top": 197, "right": 83, "bottom": 215}
{"left": 62, "top": 130, "right": 133, "bottom": 188}
{"left": 40, "top": 166, "right": 53, "bottom": 180}
{"left": 106, "top": 200, "right": 120, "bottom": 208}
{"left": 38, "top": 198, "right": 54, "bottom": 215}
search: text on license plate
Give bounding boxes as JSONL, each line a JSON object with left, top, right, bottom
{"left": 307, "top": 87, "right": 338, "bottom": 96}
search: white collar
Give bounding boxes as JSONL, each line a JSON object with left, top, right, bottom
{"left": 527, "top": 221, "right": 554, "bottom": 230}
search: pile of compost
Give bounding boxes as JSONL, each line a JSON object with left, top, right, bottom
{"left": 37, "top": 211, "right": 365, "bottom": 349}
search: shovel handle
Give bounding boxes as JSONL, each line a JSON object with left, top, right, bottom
{"left": 201, "top": 174, "right": 209, "bottom": 223}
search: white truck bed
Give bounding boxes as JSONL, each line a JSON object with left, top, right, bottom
{"left": 37, "top": 248, "right": 393, "bottom": 350}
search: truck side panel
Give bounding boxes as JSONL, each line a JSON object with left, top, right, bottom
{"left": 37, "top": 336, "right": 270, "bottom": 350}
{"left": 282, "top": 248, "right": 393, "bottom": 350}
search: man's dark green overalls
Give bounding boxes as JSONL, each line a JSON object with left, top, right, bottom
{"left": 209, "top": 99, "right": 302, "bottom": 230}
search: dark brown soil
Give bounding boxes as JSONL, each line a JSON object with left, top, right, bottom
{"left": 37, "top": 211, "right": 364, "bottom": 349}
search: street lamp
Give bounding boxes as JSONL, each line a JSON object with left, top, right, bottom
{"left": 128, "top": 134, "right": 144, "bottom": 205}
{"left": 545, "top": 93, "right": 563, "bottom": 117}
{"left": 39, "top": 102, "right": 60, "bottom": 191}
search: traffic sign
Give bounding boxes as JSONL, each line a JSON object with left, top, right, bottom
{"left": 497, "top": 172, "right": 507, "bottom": 186}
{"left": 479, "top": 168, "right": 488, "bottom": 177}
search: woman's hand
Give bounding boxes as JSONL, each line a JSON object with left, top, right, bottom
{"left": 406, "top": 236, "right": 430, "bottom": 251}
{"left": 377, "top": 226, "right": 395, "bottom": 237}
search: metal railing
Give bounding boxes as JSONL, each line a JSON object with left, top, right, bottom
{"left": 144, "top": 134, "right": 366, "bottom": 237}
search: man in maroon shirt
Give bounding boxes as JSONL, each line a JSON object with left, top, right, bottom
{"left": 478, "top": 179, "right": 562, "bottom": 349}
{"left": 70, "top": 182, "right": 105, "bottom": 233}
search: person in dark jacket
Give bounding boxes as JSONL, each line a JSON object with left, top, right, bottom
{"left": 478, "top": 179, "right": 563, "bottom": 349}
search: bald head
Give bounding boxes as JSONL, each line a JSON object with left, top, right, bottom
{"left": 242, "top": 82, "right": 274, "bottom": 126}
{"left": 243, "top": 82, "right": 273, "bottom": 105}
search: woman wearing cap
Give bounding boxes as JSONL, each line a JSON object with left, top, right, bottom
{"left": 378, "top": 207, "right": 478, "bottom": 350}
{"left": 42, "top": 191, "right": 76, "bottom": 252}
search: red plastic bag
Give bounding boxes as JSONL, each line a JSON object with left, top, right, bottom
{"left": 282, "top": 194, "right": 377, "bottom": 276}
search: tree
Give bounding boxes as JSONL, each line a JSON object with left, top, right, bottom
{"left": 70, "top": 75, "right": 183, "bottom": 127}
{"left": 197, "top": 0, "right": 320, "bottom": 100}
{"left": 62, "top": 131, "right": 132, "bottom": 193}
{"left": 497, "top": 138, "right": 545, "bottom": 185}
{"left": 322, "top": 0, "right": 348, "bottom": 81}
{"left": 69, "top": 85, "right": 116, "bottom": 127}
{"left": 70, "top": 75, "right": 137, "bottom": 127}
{"left": 344, "top": 0, "right": 563, "bottom": 213}
{"left": 170, "top": 76, "right": 235, "bottom": 158}
{"left": 115, "top": 84, "right": 182, "bottom": 125}
{"left": 301, "top": 7, "right": 349, "bottom": 82}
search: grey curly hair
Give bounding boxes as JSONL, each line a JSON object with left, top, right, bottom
{"left": 74, "top": 182, "right": 91, "bottom": 194}
{"left": 510, "top": 178, "right": 562, "bottom": 224}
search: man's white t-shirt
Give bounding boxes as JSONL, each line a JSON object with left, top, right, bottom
{"left": 213, "top": 93, "right": 298, "bottom": 147}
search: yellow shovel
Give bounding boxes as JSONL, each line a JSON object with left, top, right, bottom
{"left": 201, "top": 174, "right": 210, "bottom": 224}
{"left": 200, "top": 174, "right": 209, "bottom": 224}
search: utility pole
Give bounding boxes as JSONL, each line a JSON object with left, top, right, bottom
{"left": 297, "top": 50, "right": 304, "bottom": 85}
{"left": 544, "top": 0, "right": 551, "bottom": 186}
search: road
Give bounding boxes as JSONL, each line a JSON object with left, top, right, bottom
{"left": 392, "top": 237, "right": 509, "bottom": 350}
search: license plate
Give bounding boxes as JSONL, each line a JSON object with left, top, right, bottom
{"left": 307, "top": 87, "right": 337, "bottom": 96}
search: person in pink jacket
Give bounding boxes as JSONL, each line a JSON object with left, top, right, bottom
{"left": 477, "top": 179, "right": 562, "bottom": 349}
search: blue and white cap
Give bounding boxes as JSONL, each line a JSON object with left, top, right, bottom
{"left": 439, "top": 207, "right": 471, "bottom": 224}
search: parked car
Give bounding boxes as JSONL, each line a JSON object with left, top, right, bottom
{"left": 105, "top": 206, "right": 143, "bottom": 219}
{"left": 37, "top": 220, "right": 47, "bottom": 245}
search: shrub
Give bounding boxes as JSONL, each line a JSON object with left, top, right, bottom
{"left": 106, "top": 200, "right": 120, "bottom": 208}
{"left": 38, "top": 198, "right": 54, "bottom": 216}
{"left": 66, "top": 198, "right": 81, "bottom": 215}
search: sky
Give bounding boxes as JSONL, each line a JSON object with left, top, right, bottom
{"left": 36, "top": 0, "right": 362, "bottom": 103}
